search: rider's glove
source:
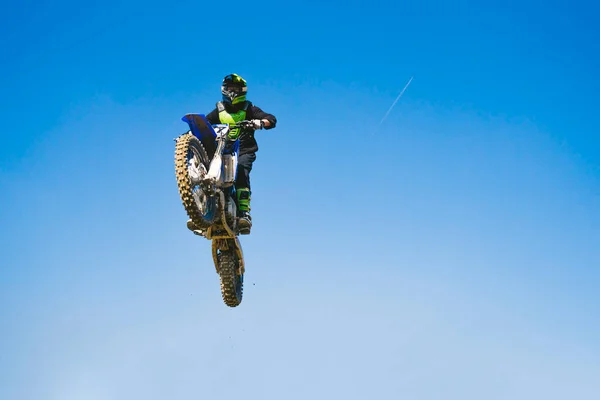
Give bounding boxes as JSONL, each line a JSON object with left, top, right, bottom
{"left": 250, "top": 119, "right": 264, "bottom": 130}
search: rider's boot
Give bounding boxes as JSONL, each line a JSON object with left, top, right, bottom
{"left": 237, "top": 188, "right": 252, "bottom": 234}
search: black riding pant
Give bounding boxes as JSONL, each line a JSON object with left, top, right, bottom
{"left": 236, "top": 152, "right": 256, "bottom": 190}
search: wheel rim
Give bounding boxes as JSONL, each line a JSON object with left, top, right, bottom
{"left": 187, "top": 147, "right": 210, "bottom": 215}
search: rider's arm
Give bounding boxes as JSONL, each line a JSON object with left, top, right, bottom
{"left": 205, "top": 108, "right": 219, "bottom": 124}
{"left": 248, "top": 105, "right": 277, "bottom": 130}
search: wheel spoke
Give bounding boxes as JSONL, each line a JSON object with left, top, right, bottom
{"left": 174, "top": 133, "right": 216, "bottom": 229}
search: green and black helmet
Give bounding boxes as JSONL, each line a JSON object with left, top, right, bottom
{"left": 221, "top": 73, "right": 248, "bottom": 105}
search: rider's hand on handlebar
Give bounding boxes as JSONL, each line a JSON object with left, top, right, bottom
{"left": 238, "top": 119, "right": 264, "bottom": 130}
{"left": 249, "top": 119, "right": 264, "bottom": 130}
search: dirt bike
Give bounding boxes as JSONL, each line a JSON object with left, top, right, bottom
{"left": 174, "top": 114, "right": 252, "bottom": 307}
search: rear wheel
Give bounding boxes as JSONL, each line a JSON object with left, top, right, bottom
{"left": 217, "top": 248, "right": 244, "bottom": 307}
{"left": 174, "top": 132, "right": 216, "bottom": 228}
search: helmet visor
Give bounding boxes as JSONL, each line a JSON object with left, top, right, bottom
{"left": 224, "top": 84, "right": 244, "bottom": 95}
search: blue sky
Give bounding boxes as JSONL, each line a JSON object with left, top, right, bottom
{"left": 1, "top": 0, "right": 599, "bottom": 399}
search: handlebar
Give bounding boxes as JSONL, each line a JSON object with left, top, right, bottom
{"left": 212, "top": 121, "right": 252, "bottom": 127}
{"left": 234, "top": 120, "right": 255, "bottom": 129}
{"left": 212, "top": 120, "right": 257, "bottom": 132}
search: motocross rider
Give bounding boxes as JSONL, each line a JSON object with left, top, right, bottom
{"left": 187, "top": 73, "right": 277, "bottom": 234}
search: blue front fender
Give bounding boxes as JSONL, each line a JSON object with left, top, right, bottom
{"left": 182, "top": 113, "right": 217, "bottom": 159}
{"left": 182, "top": 113, "right": 216, "bottom": 141}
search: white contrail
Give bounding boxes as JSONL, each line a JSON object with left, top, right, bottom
{"left": 376, "top": 75, "right": 414, "bottom": 128}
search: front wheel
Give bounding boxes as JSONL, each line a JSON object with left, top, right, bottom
{"left": 174, "top": 132, "right": 217, "bottom": 228}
